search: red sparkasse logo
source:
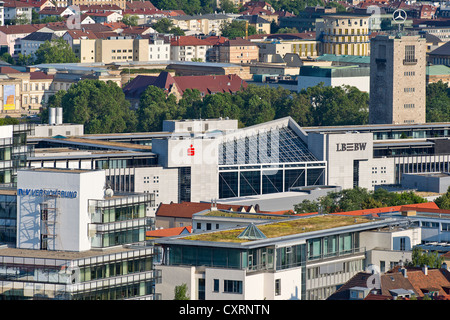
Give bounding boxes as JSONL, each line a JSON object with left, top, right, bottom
{"left": 187, "top": 144, "right": 195, "bottom": 156}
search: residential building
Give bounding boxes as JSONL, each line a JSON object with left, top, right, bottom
{"left": 168, "top": 13, "right": 234, "bottom": 36}
{"left": 257, "top": 39, "right": 320, "bottom": 62}
{"left": 318, "top": 14, "right": 371, "bottom": 56}
{"left": 328, "top": 266, "right": 450, "bottom": 300}
{"left": 369, "top": 35, "right": 427, "bottom": 125}
{"left": 237, "top": 14, "right": 271, "bottom": 35}
{"left": 169, "top": 35, "right": 212, "bottom": 62}
{"left": 0, "top": 1, "right": 4, "bottom": 26}
{"left": 218, "top": 37, "right": 258, "bottom": 64}
{"left": 62, "top": 28, "right": 97, "bottom": 59}
{"left": 0, "top": 24, "right": 40, "bottom": 56}
{"left": 123, "top": 71, "right": 248, "bottom": 105}
{"left": 147, "top": 35, "right": 170, "bottom": 61}
{"left": 69, "top": 0, "right": 126, "bottom": 10}
{"left": 38, "top": 6, "right": 76, "bottom": 19}
{"left": 86, "top": 10, "right": 122, "bottom": 23}
{"left": 3, "top": 0, "right": 33, "bottom": 24}
{"left": 20, "top": 31, "right": 58, "bottom": 57}
{"left": 78, "top": 37, "right": 149, "bottom": 63}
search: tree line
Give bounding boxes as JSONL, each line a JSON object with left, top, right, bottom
{"left": 44, "top": 79, "right": 370, "bottom": 134}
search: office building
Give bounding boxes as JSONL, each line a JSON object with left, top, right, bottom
{"left": 154, "top": 204, "right": 431, "bottom": 300}
{"left": 369, "top": 35, "right": 427, "bottom": 125}
{"left": 0, "top": 167, "right": 158, "bottom": 300}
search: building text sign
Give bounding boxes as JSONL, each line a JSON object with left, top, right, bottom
{"left": 18, "top": 188, "right": 78, "bottom": 198}
{"left": 336, "top": 142, "right": 367, "bottom": 152}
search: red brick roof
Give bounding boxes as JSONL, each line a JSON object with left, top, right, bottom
{"left": 64, "top": 29, "right": 98, "bottom": 40}
{"left": 170, "top": 35, "right": 212, "bottom": 47}
{"left": 203, "top": 35, "right": 229, "bottom": 46}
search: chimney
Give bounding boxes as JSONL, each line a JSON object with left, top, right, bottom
{"left": 422, "top": 265, "right": 428, "bottom": 276}
{"left": 400, "top": 267, "right": 407, "bottom": 278}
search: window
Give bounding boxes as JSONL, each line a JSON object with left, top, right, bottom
{"left": 196, "top": 222, "right": 201, "bottom": 229}
{"left": 224, "top": 280, "right": 242, "bottom": 294}
{"left": 275, "top": 279, "right": 281, "bottom": 296}
{"left": 404, "top": 45, "right": 416, "bottom": 63}
{"left": 213, "top": 279, "right": 219, "bottom": 292}
{"left": 400, "top": 237, "right": 406, "bottom": 251}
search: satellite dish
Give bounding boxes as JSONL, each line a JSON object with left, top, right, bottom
{"left": 104, "top": 188, "right": 114, "bottom": 198}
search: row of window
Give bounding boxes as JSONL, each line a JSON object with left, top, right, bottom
{"left": 404, "top": 104, "right": 415, "bottom": 108}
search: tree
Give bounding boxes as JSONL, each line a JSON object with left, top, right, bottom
{"left": 220, "top": 20, "right": 256, "bottom": 39}
{"left": 137, "top": 85, "right": 179, "bottom": 132}
{"left": 426, "top": 81, "right": 450, "bottom": 123}
{"left": 60, "top": 79, "right": 137, "bottom": 134}
{"left": 219, "top": 0, "right": 238, "bottom": 13}
{"left": 174, "top": 283, "right": 190, "bottom": 300}
{"left": 34, "top": 38, "right": 79, "bottom": 64}
{"left": 293, "top": 187, "right": 427, "bottom": 214}
{"left": 435, "top": 186, "right": 450, "bottom": 209}
{"left": 152, "top": 18, "right": 185, "bottom": 35}
{"left": 407, "top": 247, "right": 444, "bottom": 268}
{"left": 122, "top": 14, "right": 139, "bottom": 26}
{"left": 0, "top": 52, "right": 14, "bottom": 65}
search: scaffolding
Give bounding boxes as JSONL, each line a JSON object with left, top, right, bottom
{"left": 39, "top": 191, "right": 61, "bottom": 251}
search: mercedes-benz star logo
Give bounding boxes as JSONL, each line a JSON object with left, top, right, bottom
{"left": 392, "top": 9, "right": 407, "bottom": 23}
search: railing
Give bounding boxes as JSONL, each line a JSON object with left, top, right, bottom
{"left": 403, "top": 59, "right": 417, "bottom": 65}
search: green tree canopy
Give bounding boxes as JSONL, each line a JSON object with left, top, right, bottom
{"left": 59, "top": 80, "right": 137, "bottom": 134}
{"left": 435, "top": 186, "right": 450, "bottom": 209}
{"left": 174, "top": 283, "right": 190, "bottom": 300}
{"left": 294, "top": 187, "right": 427, "bottom": 214}
{"left": 407, "top": 247, "right": 444, "bottom": 268}
{"left": 220, "top": 20, "right": 256, "bottom": 39}
{"left": 34, "top": 38, "right": 79, "bottom": 64}
{"left": 426, "top": 80, "right": 450, "bottom": 122}
{"left": 122, "top": 14, "right": 139, "bottom": 26}
{"left": 152, "top": 18, "right": 185, "bottom": 35}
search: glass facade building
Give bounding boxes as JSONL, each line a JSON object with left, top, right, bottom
{"left": 218, "top": 126, "right": 326, "bottom": 198}
{"left": 89, "top": 193, "right": 155, "bottom": 248}
{"left": 0, "top": 246, "right": 158, "bottom": 300}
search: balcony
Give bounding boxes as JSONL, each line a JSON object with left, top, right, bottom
{"left": 403, "top": 59, "right": 417, "bottom": 65}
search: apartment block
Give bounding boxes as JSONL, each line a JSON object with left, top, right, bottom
{"left": 170, "top": 36, "right": 212, "bottom": 62}
{"left": 218, "top": 38, "right": 258, "bottom": 64}
{"left": 78, "top": 37, "right": 149, "bottom": 63}
{"left": 369, "top": 35, "right": 426, "bottom": 125}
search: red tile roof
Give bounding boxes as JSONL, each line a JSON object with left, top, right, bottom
{"left": 329, "top": 202, "right": 439, "bottom": 217}
{"left": 30, "top": 71, "right": 54, "bottom": 80}
{"left": 146, "top": 226, "right": 192, "bottom": 238}
{"left": 126, "top": 0, "right": 157, "bottom": 11}
{"left": 123, "top": 72, "right": 248, "bottom": 99}
{"left": 170, "top": 35, "right": 212, "bottom": 47}
{"left": 0, "top": 24, "right": 40, "bottom": 35}
{"left": 0, "top": 66, "right": 22, "bottom": 74}
{"left": 155, "top": 202, "right": 266, "bottom": 218}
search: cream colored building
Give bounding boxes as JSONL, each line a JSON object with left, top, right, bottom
{"left": 218, "top": 38, "right": 258, "bottom": 64}
{"left": 369, "top": 35, "right": 427, "bottom": 125}
{"left": 68, "top": 0, "right": 127, "bottom": 10}
{"left": 319, "top": 14, "right": 370, "bottom": 56}
{"left": 78, "top": 37, "right": 149, "bottom": 63}
{"left": 169, "top": 14, "right": 234, "bottom": 36}
{"left": 257, "top": 39, "right": 320, "bottom": 62}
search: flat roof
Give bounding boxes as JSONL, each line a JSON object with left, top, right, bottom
{"left": 170, "top": 215, "right": 375, "bottom": 244}
{"left": 0, "top": 245, "right": 137, "bottom": 260}
{"left": 304, "top": 122, "right": 450, "bottom": 132}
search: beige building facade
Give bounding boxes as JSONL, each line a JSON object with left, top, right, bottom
{"left": 79, "top": 38, "right": 149, "bottom": 63}
{"left": 218, "top": 38, "right": 259, "bottom": 64}
{"left": 320, "top": 15, "right": 370, "bottom": 56}
{"left": 369, "top": 35, "right": 427, "bottom": 125}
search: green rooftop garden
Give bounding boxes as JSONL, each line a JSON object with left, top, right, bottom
{"left": 203, "top": 210, "right": 289, "bottom": 220}
{"left": 184, "top": 215, "right": 371, "bottom": 243}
